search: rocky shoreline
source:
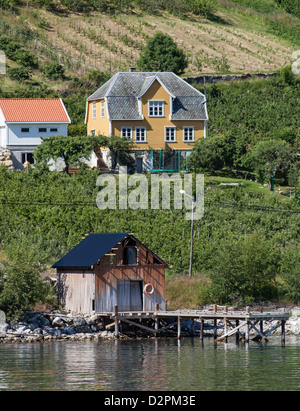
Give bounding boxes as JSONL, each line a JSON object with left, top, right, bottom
{"left": 1, "top": 308, "right": 300, "bottom": 344}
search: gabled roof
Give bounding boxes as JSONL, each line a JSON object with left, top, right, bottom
{"left": 52, "top": 232, "right": 168, "bottom": 269}
{"left": 86, "top": 72, "right": 208, "bottom": 121}
{"left": 0, "top": 98, "right": 71, "bottom": 123}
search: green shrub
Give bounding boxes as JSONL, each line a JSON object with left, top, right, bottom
{"left": 42, "top": 62, "right": 65, "bottom": 80}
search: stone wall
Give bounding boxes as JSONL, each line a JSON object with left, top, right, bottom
{"left": 0, "top": 147, "right": 13, "bottom": 169}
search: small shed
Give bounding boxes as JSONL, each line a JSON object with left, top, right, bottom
{"left": 53, "top": 233, "right": 168, "bottom": 314}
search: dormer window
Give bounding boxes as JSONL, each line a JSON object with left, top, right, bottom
{"left": 149, "top": 101, "right": 164, "bottom": 117}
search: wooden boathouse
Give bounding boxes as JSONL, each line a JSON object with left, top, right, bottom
{"left": 53, "top": 232, "right": 289, "bottom": 343}
{"left": 53, "top": 232, "right": 168, "bottom": 314}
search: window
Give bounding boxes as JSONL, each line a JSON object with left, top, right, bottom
{"left": 100, "top": 101, "right": 105, "bottom": 118}
{"left": 21, "top": 152, "right": 34, "bottom": 164}
{"left": 149, "top": 101, "right": 164, "bottom": 117}
{"left": 183, "top": 127, "right": 194, "bottom": 142}
{"left": 92, "top": 103, "right": 97, "bottom": 119}
{"left": 39, "top": 128, "right": 47, "bottom": 133}
{"left": 165, "top": 127, "right": 176, "bottom": 142}
{"left": 91, "top": 129, "right": 95, "bottom": 136}
{"left": 21, "top": 128, "right": 29, "bottom": 133}
{"left": 135, "top": 127, "right": 146, "bottom": 143}
{"left": 123, "top": 247, "right": 137, "bottom": 265}
{"left": 121, "top": 127, "right": 132, "bottom": 139}
{"left": 50, "top": 128, "right": 58, "bottom": 133}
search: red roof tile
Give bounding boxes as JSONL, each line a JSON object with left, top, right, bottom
{"left": 0, "top": 98, "right": 71, "bottom": 123}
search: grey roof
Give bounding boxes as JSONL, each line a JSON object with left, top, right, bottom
{"left": 52, "top": 232, "right": 168, "bottom": 269}
{"left": 87, "top": 72, "right": 208, "bottom": 121}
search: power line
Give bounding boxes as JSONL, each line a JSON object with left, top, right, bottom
{"left": 0, "top": 197, "right": 299, "bottom": 215}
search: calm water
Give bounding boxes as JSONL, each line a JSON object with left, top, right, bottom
{"left": 1, "top": 336, "right": 300, "bottom": 391}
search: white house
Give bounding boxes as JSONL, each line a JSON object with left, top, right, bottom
{"left": 0, "top": 98, "right": 71, "bottom": 169}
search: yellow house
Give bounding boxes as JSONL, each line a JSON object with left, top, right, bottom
{"left": 85, "top": 70, "right": 208, "bottom": 172}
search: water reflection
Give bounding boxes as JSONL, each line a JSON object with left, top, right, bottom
{"left": 0, "top": 336, "right": 299, "bottom": 391}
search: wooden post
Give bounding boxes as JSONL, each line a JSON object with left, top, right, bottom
{"left": 224, "top": 306, "right": 228, "bottom": 343}
{"left": 200, "top": 318, "right": 204, "bottom": 340}
{"left": 236, "top": 320, "right": 239, "bottom": 344}
{"left": 213, "top": 319, "right": 217, "bottom": 339}
{"left": 177, "top": 316, "right": 181, "bottom": 339}
{"left": 155, "top": 303, "right": 159, "bottom": 337}
{"left": 213, "top": 304, "right": 217, "bottom": 339}
{"left": 281, "top": 320, "right": 286, "bottom": 344}
{"left": 191, "top": 318, "right": 194, "bottom": 337}
{"left": 245, "top": 321, "right": 250, "bottom": 343}
{"left": 114, "top": 305, "right": 119, "bottom": 339}
{"left": 245, "top": 306, "right": 250, "bottom": 342}
{"left": 260, "top": 307, "right": 263, "bottom": 335}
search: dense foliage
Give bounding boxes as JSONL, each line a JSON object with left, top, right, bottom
{"left": 137, "top": 32, "right": 188, "bottom": 75}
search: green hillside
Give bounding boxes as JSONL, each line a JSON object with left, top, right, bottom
{"left": 0, "top": 0, "right": 299, "bottom": 94}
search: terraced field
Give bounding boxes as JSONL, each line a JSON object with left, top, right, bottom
{"left": 2, "top": 1, "right": 297, "bottom": 78}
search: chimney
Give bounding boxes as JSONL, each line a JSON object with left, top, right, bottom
{"left": 129, "top": 67, "right": 136, "bottom": 72}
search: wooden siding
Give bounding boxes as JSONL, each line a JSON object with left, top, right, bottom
{"left": 56, "top": 236, "right": 166, "bottom": 314}
{"left": 95, "top": 238, "right": 166, "bottom": 312}
{"left": 95, "top": 264, "right": 166, "bottom": 312}
{"left": 57, "top": 269, "right": 95, "bottom": 314}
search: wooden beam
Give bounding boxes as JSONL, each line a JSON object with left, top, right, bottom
{"left": 215, "top": 320, "right": 248, "bottom": 341}
{"left": 118, "top": 317, "right": 158, "bottom": 334}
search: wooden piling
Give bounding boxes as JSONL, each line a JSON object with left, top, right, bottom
{"left": 114, "top": 305, "right": 119, "bottom": 339}
{"left": 155, "top": 304, "right": 159, "bottom": 337}
{"left": 281, "top": 320, "right": 286, "bottom": 344}
{"left": 200, "top": 318, "right": 204, "bottom": 340}
{"left": 177, "top": 316, "right": 181, "bottom": 339}
{"left": 224, "top": 306, "right": 228, "bottom": 343}
{"left": 191, "top": 318, "right": 194, "bottom": 337}
{"left": 235, "top": 320, "right": 239, "bottom": 344}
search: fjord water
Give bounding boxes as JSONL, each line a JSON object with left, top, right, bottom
{"left": 0, "top": 336, "right": 300, "bottom": 391}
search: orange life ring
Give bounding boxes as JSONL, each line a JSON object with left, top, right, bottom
{"left": 144, "top": 283, "right": 154, "bottom": 295}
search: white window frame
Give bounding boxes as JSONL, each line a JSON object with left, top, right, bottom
{"left": 148, "top": 100, "right": 164, "bottom": 117}
{"left": 135, "top": 127, "right": 147, "bottom": 143}
{"left": 100, "top": 101, "right": 105, "bottom": 118}
{"left": 90, "top": 129, "right": 95, "bottom": 136}
{"left": 165, "top": 127, "right": 176, "bottom": 142}
{"left": 92, "top": 102, "right": 97, "bottom": 119}
{"left": 183, "top": 126, "right": 195, "bottom": 142}
{"left": 121, "top": 127, "right": 133, "bottom": 139}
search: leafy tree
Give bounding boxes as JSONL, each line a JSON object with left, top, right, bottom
{"left": 136, "top": 32, "right": 188, "bottom": 75}
{"left": 187, "top": 0, "right": 216, "bottom": 18}
{"left": 207, "top": 232, "right": 279, "bottom": 305}
{"left": 42, "top": 62, "right": 65, "bottom": 80}
{"left": 34, "top": 134, "right": 135, "bottom": 173}
{"left": 280, "top": 243, "right": 300, "bottom": 304}
{"left": 189, "top": 135, "right": 229, "bottom": 174}
{"left": 251, "top": 139, "right": 294, "bottom": 190}
{"left": 34, "top": 135, "right": 97, "bottom": 173}
{"left": 0, "top": 244, "right": 52, "bottom": 321}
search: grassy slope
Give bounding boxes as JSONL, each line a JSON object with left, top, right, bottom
{"left": 0, "top": 0, "right": 299, "bottom": 96}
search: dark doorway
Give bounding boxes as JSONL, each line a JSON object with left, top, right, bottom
{"left": 117, "top": 280, "right": 143, "bottom": 311}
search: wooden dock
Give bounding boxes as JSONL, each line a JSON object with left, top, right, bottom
{"left": 101, "top": 304, "right": 289, "bottom": 343}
